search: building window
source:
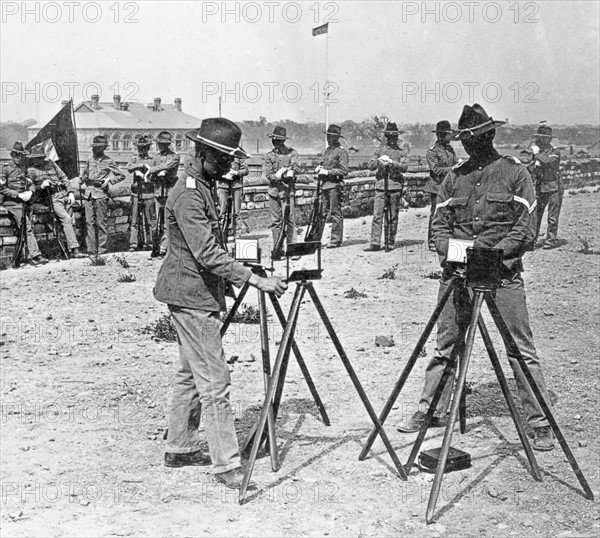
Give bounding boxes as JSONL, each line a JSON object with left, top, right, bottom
{"left": 123, "top": 133, "right": 132, "bottom": 152}
{"left": 175, "top": 134, "right": 184, "bottom": 151}
{"left": 112, "top": 133, "right": 121, "bottom": 151}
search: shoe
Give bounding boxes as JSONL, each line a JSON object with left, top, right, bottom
{"left": 542, "top": 240, "right": 556, "bottom": 250}
{"left": 397, "top": 411, "right": 446, "bottom": 433}
{"left": 164, "top": 450, "right": 211, "bottom": 468}
{"left": 128, "top": 247, "right": 136, "bottom": 252}
{"left": 363, "top": 245, "right": 381, "bottom": 252}
{"left": 532, "top": 426, "right": 555, "bottom": 451}
{"left": 326, "top": 243, "right": 340, "bottom": 249}
{"left": 215, "top": 468, "right": 251, "bottom": 490}
{"left": 27, "top": 257, "right": 42, "bottom": 267}
{"left": 70, "top": 248, "right": 86, "bottom": 259}
{"left": 28, "top": 255, "right": 48, "bottom": 266}
{"left": 428, "top": 243, "right": 437, "bottom": 252}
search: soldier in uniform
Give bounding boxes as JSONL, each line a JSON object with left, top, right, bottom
{"left": 80, "top": 135, "right": 126, "bottom": 255}
{"left": 146, "top": 131, "right": 180, "bottom": 258}
{"left": 262, "top": 126, "right": 301, "bottom": 257}
{"left": 155, "top": 118, "right": 287, "bottom": 488}
{"left": 126, "top": 136, "right": 155, "bottom": 251}
{"left": 364, "top": 122, "right": 409, "bottom": 251}
{"left": 397, "top": 104, "right": 555, "bottom": 452}
{"left": 217, "top": 156, "right": 249, "bottom": 240}
{"left": 425, "top": 120, "right": 459, "bottom": 251}
{"left": 317, "top": 124, "right": 349, "bottom": 248}
{"left": 27, "top": 144, "right": 85, "bottom": 259}
{"left": 0, "top": 142, "right": 47, "bottom": 266}
{"left": 526, "top": 125, "right": 562, "bottom": 249}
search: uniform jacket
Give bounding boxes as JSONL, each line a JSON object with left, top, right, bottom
{"left": 262, "top": 146, "right": 301, "bottom": 197}
{"left": 217, "top": 158, "right": 249, "bottom": 191}
{"left": 0, "top": 161, "right": 35, "bottom": 206}
{"left": 431, "top": 152, "right": 537, "bottom": 273}
{"left": 126, "top": 154, "right": 154, "bottom": 198}
{"left": 320, "top": 143, "right": 349, "bottom": 190}
{"left": 369, "top": 143, "right": 409, "bottom": 191}
{"left": 147, "top": 149, "right": 180, "bottom": 198}
{"left": 154, "top": 171, "right": 252, "bottom": 312}
{"left": 81, "top": 154, "right": 125, "bottom": 200}
{"left": 27, "top": 161, "right": 73, "bottom": 204}
{"left": 527, "top": 145, "right": 561, "bottom": 194}
{"left": 425, "top": 141, "right": 458, "bottom": 195}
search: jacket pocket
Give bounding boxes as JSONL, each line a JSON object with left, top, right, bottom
{"left": 486, "top": 192, "right": 513, "bottom": 220}
{"left": 447, "top": 196, "right": 469, "bottom": 222}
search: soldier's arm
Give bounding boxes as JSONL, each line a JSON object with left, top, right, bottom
{"left": 494, "top": 167, "right": 537, "bottom": 261}
{"left": 235, "top": 159, "right": 250, "bottom": 177}
{"left": 368, "top": 149, "right": 381, "bottom": 171}
{"left": 431, "top": 173, "right": 455, "bottom": 259}
{"left": 288, "top": 149, "right": 301, "bottom": 175}
{"left": 328, "top": 148, "right": 349, "bottom": 177}
{"left": 536, "top": 148, "right": 560, "bottom": 165}
{"left": 0, "top": 167, "right": 23, "bottom": 199}
{"left": 172, "top": 189, "right": 252, "bottom": 287}
{"left": 80, "top": 161, "right": 89, "bottom": 184}
{"left": 105, "top": 158, "right": 126, "bottom": 184}
{"left": 147, "top": 153, "right": 180, "bottom": 175}
{"left": 427, "top": 148, "right": 453, "bottom": 182}
{"left": 262, "top": 153, "right": 278, "bottom": 182}
{"left": 389, "top": 152, "right": 409, "bottom": 173}
{"left": 53, "top": 162, "right": 73, "bottom": 193}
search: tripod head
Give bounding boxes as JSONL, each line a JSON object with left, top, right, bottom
{"left": 284, "top": 241, "right": 323, "bottom": 282}
{"left": 446, "top": 239, "right": 504, "bottom": 290}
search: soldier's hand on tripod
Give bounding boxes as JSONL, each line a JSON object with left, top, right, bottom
{"left": 275, "top": 167, "right": 287, "bottom": 180}
{"left": 18, "top": 191, "right": 33, "bottom": 202}
{"left": 67, "top": 193, "right": 75, "bottom": 206}
{"left": 378, "top": 155, "right": 391, "bottom": 165}
{"left": 249, "top": 274, "right": 288, "bottom": 297}
{"left": 285, "top": 169, "right": 294, "bottom": 178}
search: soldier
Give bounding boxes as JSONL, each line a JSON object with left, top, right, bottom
{"left": 27, "top": 144, "right": 85, "bottom": 259}
{"left": 526, "top": 125, "right": 562, "bottom": 249}
{"left": 217, "top": 156, "right": 249, "bottom": 240}
{"left": 0, "top": 142, "right": 47, "bottom": 266}
{"left": 424, "top": 120, "right": 459, "bottom": 251}
{"left": 398, "top": 104, "right": 555, "bottom": 452}
{"left": 262, "top": 126, "right": 301, "bottom": 257}
{"left": 155, "top": 118, "right": 287, "bottom": 488}
{"left": 80, "top": 135, "right": 126, "bottom": 255}
{"left": 317, "top": 124, "right": 349, "bottom": 248}
{"left": 364, "top": 122, "right": 409, "bottom": 252}
{"left": 126, "top": 136, "right": 155, "bottom": 251}
{"left": 146, "top": 131, "right": 180, "bottom": 258}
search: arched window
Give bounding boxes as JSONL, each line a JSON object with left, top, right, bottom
{"left": 112, "top": 133, "right": 121, "bottom": 151}
{"left": 175, "top": 133, "right": 184, "bottom": 151}
{"left": 122, "top": 133, "right": 132, "bottom": 151}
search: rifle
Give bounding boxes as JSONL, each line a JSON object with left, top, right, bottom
{"left": 12, "top": 204, "right": 28, "bottom": 268}
{"left": 132, "top": 169, "right": 151, "bottom": 250}
{"left": 46, "top": 188, "right": 69, "bottom": 259}
{"left": 151, "top": 180, "right": 165, "bottom": 258}
{"left": 272, "top": 171, "right": 295, "bottom": 259}
{"left": 305, "top": 172, "right": 325, "bottom": 243}
{"left": 382, "top": 166, "right": 392, "bottom": 252}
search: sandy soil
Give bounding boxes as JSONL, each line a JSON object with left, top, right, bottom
{"left": 1, "top": 189, "right": 599, "bottom": 538}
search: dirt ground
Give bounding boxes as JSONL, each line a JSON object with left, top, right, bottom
{"left": 1, "top": 189, "right": 599, "bottom": 538}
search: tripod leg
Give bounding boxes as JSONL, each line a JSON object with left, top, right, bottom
{"left": 459, "top": 380, "right": 467, "bottom": 434}
{"left": 426, "top": 290, "right": 484, "bottom": 524}
{"left": 306, "top": 283, "right": 407, "bottom": 480}
{"left": 220, "top": 280, "right": 251, "bottom": 336}
{"left": 475, "top": 309, "right": 541, "bottom": 480}
{"left": 485, "top": 295, "right": 594, "bottom": 500}
{"left": 240, "top": 284, "right": 305, "bottom": 501}
{"left": 360, "top": 277, "right": 457, "bottom": 460}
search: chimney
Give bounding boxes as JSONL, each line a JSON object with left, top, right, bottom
{"left": 91, "top": 94, "right": 100, "bottom": 109}
{"left": 154, "top": 97, "right": 162, "bottom": 110}
{"left": 174, "top": 98, "right": 182, "bottom": 112}
{"left": 61, "top": 100, "right": 69, "bottom": 107}
{"left": 120, "top": 102, "right": 129, "bottom": 111}
{"left": 113, "top": 94, "right": 121, "bottom": 109}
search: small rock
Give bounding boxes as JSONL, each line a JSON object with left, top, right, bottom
{"left": 248, "top": 354, "right": 256, "bottom": 362}
{"left": 375, "top": 335, "right": 395, "bottom": 347}
{"left": 79, "top": 499, "right": 90, "bottom": 506}
{"left": 574, "top": 414, "right": 582, "bottom": 420}
{"left": 578, "top": 440, "right": 588, "bottom": 447}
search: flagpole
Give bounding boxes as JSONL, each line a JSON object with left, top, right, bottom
{"left": 324, "top": 23, "right": 330, "bottom": 149}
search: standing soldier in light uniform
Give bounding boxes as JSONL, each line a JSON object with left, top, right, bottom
{"left": 262, "top": 126, "right": 301, "bottom": 257}
{"left": 0, "top": 142, "right": 47, "bottom": 266}
{"left": 364, "top": 122, "right": 409, "bottom": 252}
{"left": 317, "top": 124, "right": 349, "bottom": 249}
{"left": 217, "top": 156, "right": 249, "bottom": 240}
{"left": 146, "top": 131, "right": 180, "bottom": 258}
{"left": 526, "top": 125, "right": 562, "bottom": 250}
{"left": 126, "top": 136, "right": 155, "bottom": 251}
{"left": 80, "top": 135, "right": 126, "bottom": 255}
{"left": 27, "top": 144, "right": 85, "bottom": 258}
{"left": 425, "top": 121, "right": 460, "bottom": 251}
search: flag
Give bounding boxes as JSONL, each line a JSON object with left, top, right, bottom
{"left": 26, "top": 100, "right": 79, "bottom": 179}
{"left": 312, "top": 22, "right": 328, "bottom": 36}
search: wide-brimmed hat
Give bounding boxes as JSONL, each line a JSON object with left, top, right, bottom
{"left": 185, "top": 118, "right": 250, "bottom": 159}
{"left": 323, "top": 124, "right": 344, "bottom": 138}
{"left": 133, "top": 135, "right": 152, "bottom": 147}
{"left": 156, "top": 131, "right": 173, "bottom": 144}
{"left": 28, "top": 144, "right": 47, "bottom": 159}
{"left": 452, "top": 104, "right": 506, "bottom": 140}
{"left": 10, "top": 141, "right": 29, "bottom": 155}
{"left": 268, "top": 126, "right": 288, "bottom": 140}
{"left": 432, "top": 120, "right": 454, "bottom": 134}
{"left": 535, "top": 125, "right": 554, "bottom": 138}
{"left": 382, "top": 122, "right": 404, "bottom": 135}
{"left": 90, "top": 135, "right": 109, "bottom": 147}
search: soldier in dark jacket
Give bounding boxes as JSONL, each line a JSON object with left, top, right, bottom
{"left": 155, "top": 118, "right": 287, "bottom": 489}
{"left": 217, "top": 156, "right": 249, "bottom": 240}
{"left": 526, "top": 125, "right": 562, "bottom": 249}
{"left": 126, "top": 136, "right": 155, "bottom": 251}
{"left": 364, "top": 122, "right": 409, "bottom": 251}
{"left": 0, "top": 142, "right": 47, "bottom": 266}
{"left": 80, "top": 135, "right": 126, "bottom": 255}
{"left": 317, "top": 124, "right": 349, "bottom": 248}
{"left": 397, "top": 104, "right": 555, "bottom": 452}
{"left": 425, "top": 121, "right": 459, "bottom": 251}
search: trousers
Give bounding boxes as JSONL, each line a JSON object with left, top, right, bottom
{"left": 154, "top": 198, "right": 169, "bottom": 254}
{"left": 322, "top": 185, "right": 344, "bottom": 246}
{"left": 535, "top": 190, "right": 562, "bottom": 242}
{"left": 427, "top": 193, "right": 438, "bottom": 248}
{"left": 49, "top": 191, "right": 79, "bottom": 250}
{"left": 218, "top": 187, "right": 243, "bottom": 238}
{"left": 84, "top": 197, "right": 108, "bottom": 254}
{"left": 370, "top": 190, "right": 402, "bottom": 247}
{"left": 4, "top": 203, "right": 41, "bottom": 259}
{"left": 129, "top": 195, "right": 155, "bottom": 248}
{"left": 269, "top": 190, "right": 296, "bottom": 248}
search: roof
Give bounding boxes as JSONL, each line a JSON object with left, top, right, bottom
{"left": 29, "top": 101, "right": 201, "bottom": 131}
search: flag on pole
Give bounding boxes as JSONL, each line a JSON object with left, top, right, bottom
{"left": 312, "top": 22, "right": 329, "bottom": 36}
{"left": 26, "top": 100, "right": 79, "bottom": 179}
